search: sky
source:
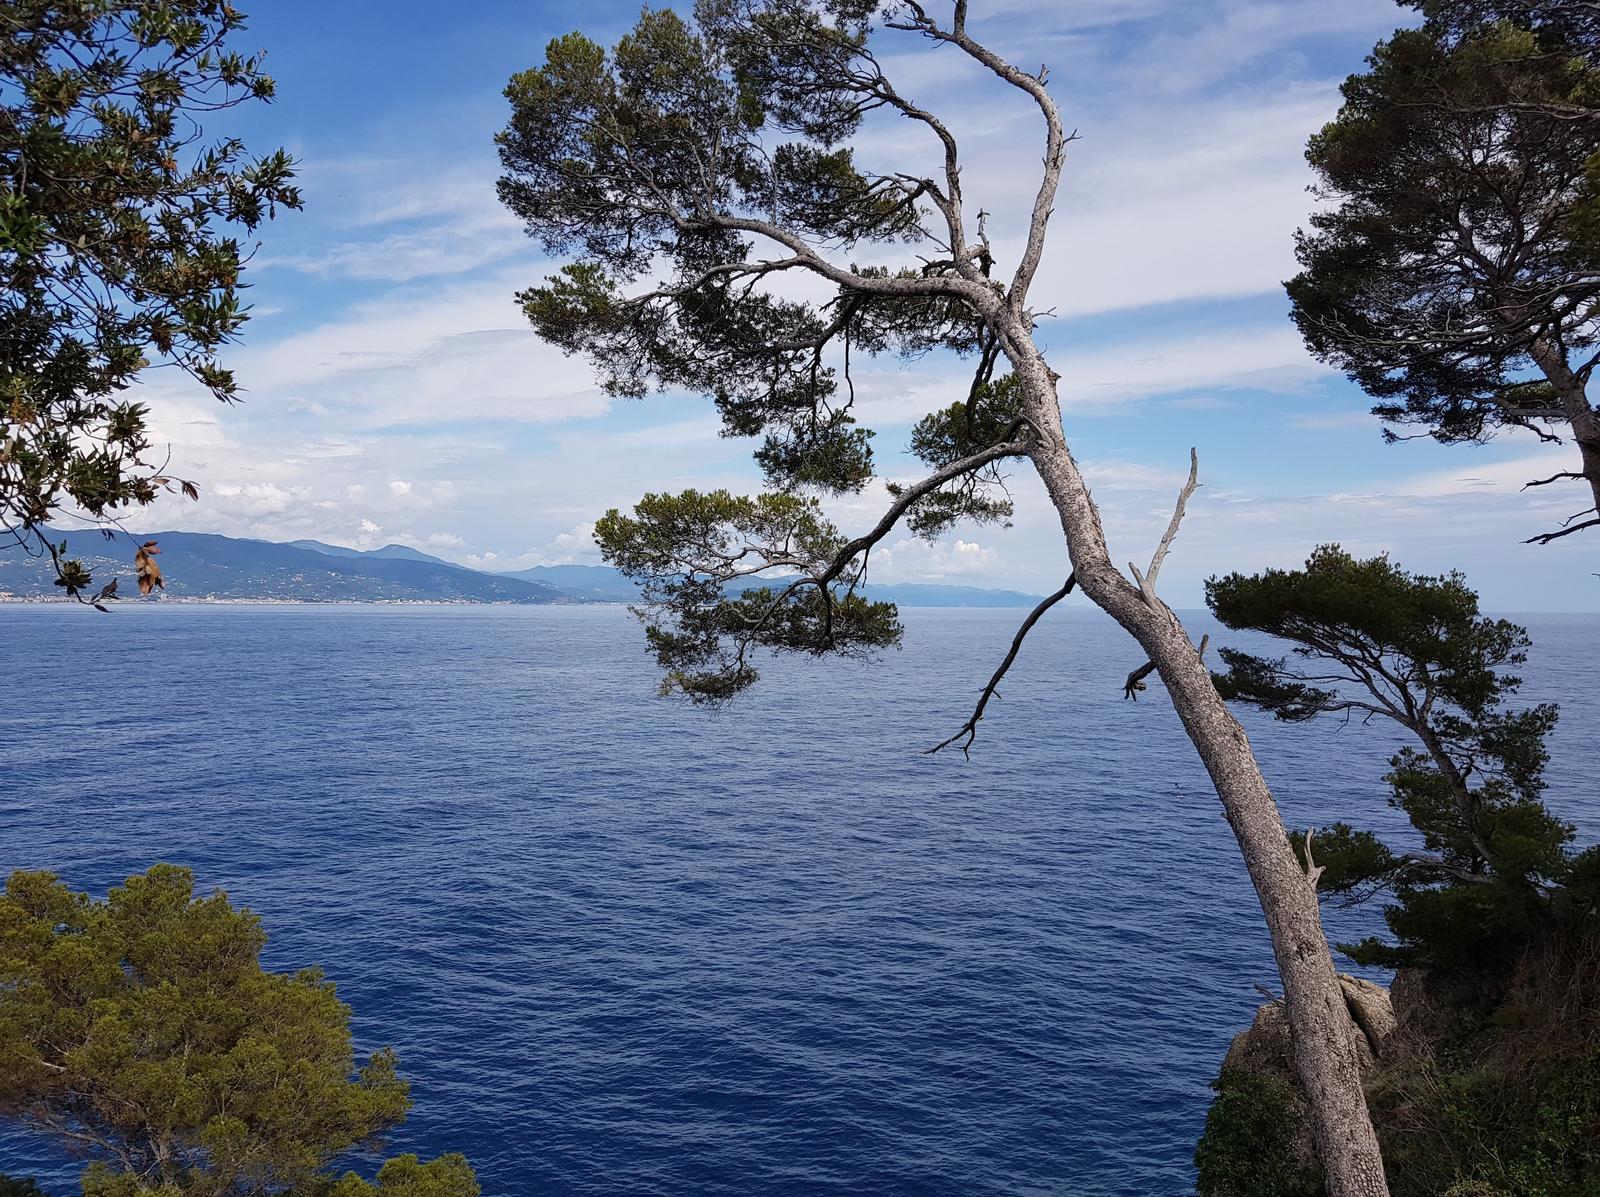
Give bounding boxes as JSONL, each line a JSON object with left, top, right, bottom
{"left": 115, "top": 0, "right": 1600, "bottom": 612}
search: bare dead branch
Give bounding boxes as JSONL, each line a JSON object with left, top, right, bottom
{"left": 1121, "top": 658, "right": 1157, "bottom": 701}
{"left": 1121, "top": 448, "right": 1205, "bottom": 696}
{"left": 1526, "top": 515, "right": 1600, "bottom": 543}
{"left": 926, "top": 572, "right": 1077, "bottom": 758}
{"left": 1302, "top": 827, "right": 1325, "bottom": 891}
{"left": 1523, "top": 470, "right": 1584, "bottom": 489}
{"left": 1145, "top": 447, "right": 1200, "bottom": 592}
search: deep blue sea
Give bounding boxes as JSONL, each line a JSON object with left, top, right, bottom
{"left": 0, "top": 604, "right": 1592, "bottom": 1195}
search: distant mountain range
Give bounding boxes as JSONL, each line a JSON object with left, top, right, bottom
{"left": 1, "top": 530, "right": 569, "bottom": 604}
{"left": 496, "top": 564, "right": 1045, "bottom": 607}
{"left": 501, "top": 563, "right": 642, "bottom": 602}
{"left": 0, "top": 530, "right": 1045, "bottom": 607}
{"left": 287, "top": 539, "right": 455, "bottom": 568}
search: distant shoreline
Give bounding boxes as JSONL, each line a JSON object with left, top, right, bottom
{"left": 0, "top": 595, "right": 617, "bottom": 607}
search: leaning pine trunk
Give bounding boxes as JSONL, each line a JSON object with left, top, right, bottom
{"left": 1012, "top": 351, "right": 1390, "bottom": 1197}
{"left": 1528, "top": 337, "right": 1600, "bottom": 528}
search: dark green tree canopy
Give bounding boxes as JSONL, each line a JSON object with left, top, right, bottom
{"left": 1287, "top": 18, "right": 1600, "bottom": 543}
{"left": 499, "top": 3, "right": 1050, "bottom": 703}
{"left": 1412, "top": 0, "right": 1600, "bottom": 51}
{"left": 1208, "top": 547, "right": 1595, "bottom": 974}
{"left": 595, "top": 487, "right": 903, "bottom": 702}
{"left": 497, "top": 3, "right": 1004, "bottom": 496}
{"left": 0, "top": 865, "right": 476, "bottom": 1197}
{"left": 0, "top": 1, "right": 300, "bottom": 599}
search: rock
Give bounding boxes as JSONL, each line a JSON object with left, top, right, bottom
{"left": 1339, "top": 973, "right": 1397, "bottom": 1065}
{"left": 1222, "top": 999, "right": 1294, "bottom": 1078}
{"left": 1222, "top": 975, "right": 1396, "bottom": 1079}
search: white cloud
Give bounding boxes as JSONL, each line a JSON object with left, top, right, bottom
{"left": 209, "top": 482, "right": 306, "bottom": 518}
{"left": 389, "top": 480, "right": 413, "bottom": 497}
{"left": 461, "top": 522, "right": 600, "bottom": 572}
{"left": 1356, "top": 452, "right": 1579, "bottom": 500}
{"left": 846, "top": 322, "right": 1328, "bottom": 428}
{"left": 263, "top": 159, "right": 528, "bottom": 283}
{"left": 1058, "top": 324, "right": 1327, "bottom": 406}
{"left": 1287, "top": 410, "right": 1376, "bottom": 432}
{"left": 1120, "top": 0, "right": 1402, "bottom": 95}
{"left": 873, "top": 536, "right": 1002, "bottom": 583}
{"left": 1031, "top": 88, "right": 1344, "bottom": 318}
{"left": 1078, "top": 459, "right": 1194, "bottom": 492}
{"left": 269, "top": 212, "right": 524, "bottom": 284}
{"left": 222, "top": 273, "right": 613, "bottom": 429}
{"left": 301, "top": 438, "right": 366, "bottom": 459}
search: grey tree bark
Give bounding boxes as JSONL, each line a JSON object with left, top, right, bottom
{"left": 1527, "top": 337, "right": 1600, "bottom": 542}
{"left": 915, "top": 15, "right": 1394, "bottom": 1178}
{"left": 999, "top": 333, "right": 1391, "bottom": 1197}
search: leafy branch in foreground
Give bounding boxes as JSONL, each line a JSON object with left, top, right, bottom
{"left": 501, "top": 4, "right": 1391, "bottom": 1189}
{"left": 1, "top": 1, "right": 301, "bottom": 601}
{"left": 0, "top": 865, "right": 476, "bottom": 1197}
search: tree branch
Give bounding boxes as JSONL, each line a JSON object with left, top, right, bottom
{"left": 1525, "top": 515, "right": 1600, "bottom": 543}
{"left": 1141, "top": 446, "right": 1200, "bottom": 596}
{"left": 1302, "top": 827, "right": 1325, "bottom": 891}
{"left": 1523, "top": 469, "right": 1584, "bottom": 489}
{"left": 926, "top": 573, "right": 1076, "bottom": 758}
{"left": 706, "top": 212, "right": 993, "bottom": 306}
{"left": 821, "top": 429, "right": 1034, "bottom": 586}
{"left": 1122, "top": 448, "right": 1204, "bottom": 697}
{"left": 691, "top": 427, "right": 1040, "bottom": 681}
{"left": 889, "top": 0, "right": 1072, "bottom": 309}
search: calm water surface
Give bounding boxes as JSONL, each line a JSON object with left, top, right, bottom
{"left": 0, "top": 604, "right": 1592, "bottom": 1195}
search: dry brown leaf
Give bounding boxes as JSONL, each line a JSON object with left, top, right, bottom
{"left": 134, "top": 541, "right": 163, "bottom": 596}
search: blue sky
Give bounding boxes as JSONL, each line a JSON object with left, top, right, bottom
{"left": 122, "top": 0, "right": 1599, "bottom": 611}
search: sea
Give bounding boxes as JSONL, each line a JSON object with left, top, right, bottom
{"left": 0, "top": 603, "right": 1592, "bottom": 1196}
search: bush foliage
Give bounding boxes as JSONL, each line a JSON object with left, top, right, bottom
{"left": 0, "top": 866, "right": 476, "bottom": 1196}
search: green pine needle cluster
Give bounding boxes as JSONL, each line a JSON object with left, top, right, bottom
{"left": 0, "top": 866, "right": 477, "bottom": 1197}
